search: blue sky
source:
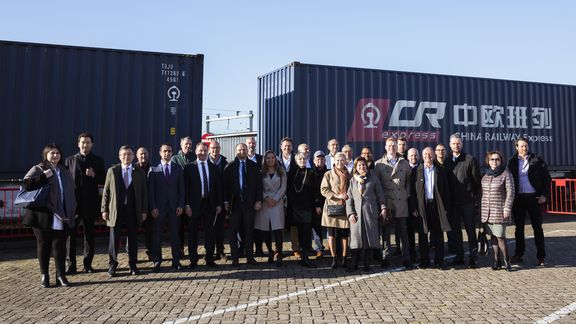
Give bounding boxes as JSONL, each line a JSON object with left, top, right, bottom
{"left": 1, "top": 1, "right": 575, "bottom": 133}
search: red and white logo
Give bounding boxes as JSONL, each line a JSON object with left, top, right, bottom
{"left": 347, "top": 98, "right": 445, "bottom": 142}
{"left": 346, "top": 99, "right": 390, "bottom": 142}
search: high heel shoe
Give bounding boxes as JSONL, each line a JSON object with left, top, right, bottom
{"left": 491, "top": 259, "right": 502, "bottom": 271}
{"left": 330, "top": 257, "right": 338, "bottom": 269}
{"left": 504, "top": 258, "right": 512, "bottom": 272}
{"left": 56, "top": 275, "right": 70, "bottom": 287}
{"left": 341, "top": 257, "right": 348, "bottom": 268}
{"left": 41, "top": 274, "right": 49, "bottom": 288}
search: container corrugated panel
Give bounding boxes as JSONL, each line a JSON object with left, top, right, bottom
{"left": 0, "top": 40, "right": 203, "bottom": 179}
{"left": 258, "top": 62, "right": 576, "bottom": 170}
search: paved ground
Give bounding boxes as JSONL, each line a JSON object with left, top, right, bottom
{"left": 1, "top": 215, "right": 575, "bottom": 323}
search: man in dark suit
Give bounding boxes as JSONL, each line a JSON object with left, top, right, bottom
{"left": 246, "top": 136, "right": 264, "bottom": 256}
{"left": 148, "top": 143, "right": 185, "bottom": 271}
{"left": 135, "top": 147, "right": 153, "bottom": 261}
{"left": 223, "top": 143, "right": 263, "bottom": 266}
{"left": 65, "top": 132, "right": 105, "bottom": 274}
{"left": 184, "top": 142, "right": 223, "bottom": 268}
{"left": 278, "top": 137, "right": 300, "bottom": 257}
{"left": 412, "top": 147, "right": 451, "bottom": 269}
{"left": 208, "top": 140, "right": 228, "bottom": 260}
{"left": 101, "top": 145, "right": 148, "bottom": 277}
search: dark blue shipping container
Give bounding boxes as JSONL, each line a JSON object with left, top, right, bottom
{"left": 258, "top": 62, "right": 576, "bottom": 171}
{"left": 0, "top": 40, "right": 203, "bottom": 179}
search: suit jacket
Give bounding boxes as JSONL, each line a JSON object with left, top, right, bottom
{"left": 183, "top": 159, "right": 222, "bottom": 213}
{"left": 223, "top": 158, "right": 263, "bottom": 211}
{"left": 65, "top": 152, "right": 105, "bottom": 218}
{"left": 507, "top": 153, "right": 551, "bottom": 198}
{"left": 412, "top": 163, "right": 451, "bottom": 234}
{"left": 374, "top": 154, "right": 411, "bottom": 218}
{"left": 148, "top": 162, "right": 185, "bottom": 214}
{"left": 101, "top": 164, "right": 148, "bottom": 227}
{"left": 248, "top": 153, "right": 263, "bottom": 171}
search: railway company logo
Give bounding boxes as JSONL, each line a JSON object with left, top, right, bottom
{"left": 167, "top": 85, "right": 181, "bottom": 102}
{"left": 347, "top": 98, "right": 441, "bottom": 142}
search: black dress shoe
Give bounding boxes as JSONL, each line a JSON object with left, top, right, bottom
{"left": 130, "top": 267, "right": 140, "bottom": 275}
{"left": 504, "top": 258, "right": 512, "bottom": 272}
{"left": 267, "top": 254, "right": 274, "bottom": 264}
{"left": 205, "top": 260, "right": 218, "bottom": 268}
{"left": 231, "top": 259, "right": 240, "bottom": 267}
{"left": 189, "top": 261, "right": 197, "bottom": 269}
{"left": 247, "top": 257, "right": 258, "bottom": 266}
{"left": 418, "top": 262, "right": 430, "bottom": 269}
{"left": 449, "top": 258, "right": 465, "bottom": 267}
{"left": 299, "top": 259, "right": 316, "bottom": 268}
{"left": 330, "top": 257, "right": 338, "bottom": 269}
{"left": 380, "top": 259, "right": 390, "bottom": 269}
{"left": 510, "top": 255, "right": 523, "bottom": 264}
{"left": 56, "top": 276, "right": 70, "bottom": 287}
{"left": 403, "top": 261, "right": 413, "bottom": 270}
{"left": 468, "top": 259, "right": 478, "bottom": 269}
{"left": 254, "top": 249, "right": 265, "bottom": 258}
{"left": 153, "top": 262, "right": 162, "bottom": 272}
{"left": 84, "top": 266, "right": 94, "bottom": 273}
{"left": 537, "top": 258, "right": 546, "bottom": 267}
{"left": 65, "top": 266, "right": 77, "bottom": 275}
{"left": 172, "top": 262, "right": 183, "bottom": 270}
{"left": 41, "top": 274, "right": 49, "bottom": 288}
{"left": 363, "top": 264, "right": 371, "bottom": 272}
{"left": 434, "top": 262, "right": 448, "bottom": 270}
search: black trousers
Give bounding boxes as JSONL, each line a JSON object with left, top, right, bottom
{"left": 67, "top": 213, "right": 95, "bottom": 269}
{"left": 214, "top": 211, "right": 226, "bottom": 255}
{"left": 418, "top": 201, "right": 445, "bottom": 265}
{"left": 143, "top": 216, "right": 154, "bottom": 255}
{"left": 381, "top": 216, "right": 410, "bottom": 263}
{"left": 513, "top": 195, "right": 546, "bottom": 259}
{"left": 109, "top": 205, "right": 139, "bottom": 267}
{"left": 33, "top": 227, "right": 67, "bottom": 276}
{"left": 296, "top": 222, "right": 312, "bottom": 258}
{"left": 188, "top": 199, "right": 216, "bottom": 262}
{"left": 407, "top": 215, "right": 418, "bottom": 262}
{"left": 153, "top": 208, "right": 181, "bottom": 265}
{"left": 229, "top": 207, "right": 255, "bottom": 260}
{"left": 447, "top": 202, "right": 478, "bottom": 260}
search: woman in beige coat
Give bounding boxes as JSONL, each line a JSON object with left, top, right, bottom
{"left": 255, "top": 151, "right": 287, "bottom": 266}
{"left": 321, "top": 152, "right": 351, "bottom": 268}
{"left": 481, "top": 151, "right": 515, "bottom": 271}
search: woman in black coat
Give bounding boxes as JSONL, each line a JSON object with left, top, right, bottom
{"left": 287, "top": 152, "right": 317, "bottom": 267}
{"left": 22, "top": 143, "right": 76, "bottom": 288}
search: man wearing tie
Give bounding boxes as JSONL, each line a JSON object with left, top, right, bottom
{"left": 223, "top": 143, "right": 263, "bottom": 266}
{"left": 148, "top": 143, "right": 185, "bottom": 271}
{"left": 101, "top": 145, "right": 148, "bottom": 277}
{"left": 184, "top": 142, "right": 222, "bottom": 268}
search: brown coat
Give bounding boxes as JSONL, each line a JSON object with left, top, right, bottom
{"left": 320, "top": 169, "right": 350, "bottom": 229}
{"left": 480, "top": 170, "right": 515, "bottom": 224}
{"left": 101, "top": 164, "right": 148, "bottom": 227}
{"left": 374, "top": 155, "right": 411, "bottom": 218}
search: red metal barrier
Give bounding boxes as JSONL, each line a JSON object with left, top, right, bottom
{"left": 0, "top": 187, "right": 32, "bottom": 239}
{"left": 547, "top": 178, "right": 576, "bottom": 215}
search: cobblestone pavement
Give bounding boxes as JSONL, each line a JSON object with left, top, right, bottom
{"left": 1, "top": 215, "right": 575, "bottom": 323}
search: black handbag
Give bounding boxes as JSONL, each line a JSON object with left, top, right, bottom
{"left": 14, "top": 184, "right": 51, "bottom": 209}
{"left": 326, "top": 204, "right": 346, "bottom": 217}
{"left": 477, "top": 228, "right": 489, "bottom": 256}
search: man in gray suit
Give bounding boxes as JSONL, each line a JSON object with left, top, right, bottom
{"left": 148, "top": 143, "right": 185, "bottom": 271}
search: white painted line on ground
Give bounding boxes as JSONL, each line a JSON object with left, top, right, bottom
{"left": 535, "top": 302, "right": 576, "bottom": 324}
{"left": 163, "top": 267, "right": 401, "bottom": 324}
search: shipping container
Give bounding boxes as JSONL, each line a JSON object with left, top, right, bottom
{"left": 258, "top": 62, "right": 576, "bottom": 172}
{"left": 0, "top": 40, "right": 203, "bottom": 179}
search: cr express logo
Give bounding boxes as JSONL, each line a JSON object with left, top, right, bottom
{"left": 346, "top": 99, "right": 445, "bottom": 142}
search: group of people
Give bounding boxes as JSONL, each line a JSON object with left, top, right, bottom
{"left": 22, "top": 131, "right": 551, "bottom": 288}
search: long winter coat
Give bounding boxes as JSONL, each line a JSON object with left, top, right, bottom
{"left": 480, "top": 170, "right": 515, "bottom": 224}
{"left": 412, "top": 163, "right": 451, "bottom": 234}
{"left": 255, "top": 172, "right": 287, "bottom": 231}
{"left": 320, "top": 169, "right": 350, "bottom": 229}
{"left": 346, "top": 173, "right": 386, "bottom": 249}
{"left": 374, "top": 155, "right": 411, "bottom": 219}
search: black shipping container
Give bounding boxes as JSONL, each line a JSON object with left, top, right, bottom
{"left": 258, "top": 62, "right": 576, "bottom": 171}
{"left": 0, "top": 40, "right": 203, "bottom": 179}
